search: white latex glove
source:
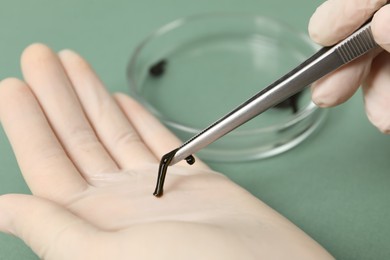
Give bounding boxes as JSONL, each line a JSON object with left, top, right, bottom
{"left": 309, "top": 0, "right": 390, "bottom": 133}
{"left": 0, "top": 44, "right": 333, "bottom": 259}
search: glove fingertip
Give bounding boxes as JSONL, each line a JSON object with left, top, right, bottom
{"left": 372, "top": 5, "right": 390, "bottom": 52}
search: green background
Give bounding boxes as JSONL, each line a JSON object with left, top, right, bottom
{"left": 1, "top": 0, "right": 389, "bottom": 259}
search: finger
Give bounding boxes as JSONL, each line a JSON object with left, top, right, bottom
{"left": 372, "top": 4, "right": 390, "bottom": 52}
{"left": 114, "top": 93, "right": 209, "bottom": 169}
{"left": 58, "top": 49, "right": 157, "bottom": 169}
{"left": 309, "top": 0, "right": 387, "bottom": 45}
{"left": 0, "top": 194, "right": 99, "bottom": 259}
{"left": 0, "top": 78, "right": 87, "bottom": 200}
{"left": 20, "top": 44, "right": 119, "bottom": 179}
{"left": 311, "top": 53, "right": 375, "bottom": 107}
{"left": 363, "top": 52, "right": 390, "bottom": 133}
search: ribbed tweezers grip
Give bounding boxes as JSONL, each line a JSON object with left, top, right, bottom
{"left": 336, "top": 25, "right": 378, "bottom": 63}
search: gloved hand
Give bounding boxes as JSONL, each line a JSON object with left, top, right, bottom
{"left": 0, "top": 44, "right": 333, "bottom": 259}
{"left": 309, "top": 0, "right": 390, "bottom": 133}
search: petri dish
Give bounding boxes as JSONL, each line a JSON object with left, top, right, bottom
{"left": 127, "top": 13, "right": 327, "bottom": 162}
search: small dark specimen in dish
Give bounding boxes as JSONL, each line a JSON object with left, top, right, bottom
{"left": 149, "top": 59, "right": 167, "bottom": 77}
{"left": 274, "top": 91, "right": 303, "bottom": 114}
{"left": 153, "top": 149, "right": 195, "bottom": 197}
{"left": 148, "top": 59, "right": 302, "bottom": 115}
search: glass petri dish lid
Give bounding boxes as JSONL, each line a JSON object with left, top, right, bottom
{"left": 127, "top": 13, "right": 327, "bottom": 162}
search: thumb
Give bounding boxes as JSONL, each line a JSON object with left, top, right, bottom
{"left": 0, "top": 194, "right": 99, "bottom": 260}
{"left": 372, "top": 5, "right": 390, "bottom": 53}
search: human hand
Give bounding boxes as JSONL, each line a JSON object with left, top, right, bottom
{"left": 0, "top": 44, "right": 333, "bottom": 259}
{"left": 309, "top": 0, "right": 390, "bottom": 133}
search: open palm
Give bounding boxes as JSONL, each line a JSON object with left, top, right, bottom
{"left": 0, "top": 44, "right": 332, "bottom": 259}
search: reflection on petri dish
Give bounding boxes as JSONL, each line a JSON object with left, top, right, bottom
{"left": 128, "top": 14, "right": 327, "bottom": 162}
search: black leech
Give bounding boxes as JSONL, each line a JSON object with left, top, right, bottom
{"left": 185, "top": 155, "right": 195, "bottom": 165}
{"left": 149, "top": 59, "right": 167, "bottom": 77}
{"left": 274, "top": 91, "right": 302, "bottom": 114}
{"left": 148, "top": 58, "right": 196, "bottom": 197}
{"left": 153, "top": 149, "right": 195, "bottom": 197}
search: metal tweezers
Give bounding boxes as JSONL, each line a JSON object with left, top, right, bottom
{"left": 153, "top": 20, "right": 382, "bottom": 197}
